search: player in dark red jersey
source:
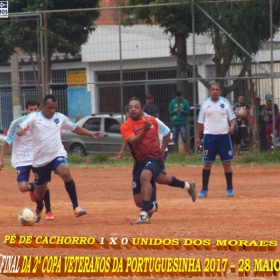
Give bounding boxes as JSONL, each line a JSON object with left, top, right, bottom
{"left": 121, "top": 98, "right": 196, "bottom": 224}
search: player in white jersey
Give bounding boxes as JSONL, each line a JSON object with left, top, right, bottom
{"left": 0, "top": 99, "right": 54, "bottom": 220}
{"left": 18, "top": 94, "right": 104, "bottom": 223}
{"left": 195, "top": 82, "right": 236, "bottom": 198}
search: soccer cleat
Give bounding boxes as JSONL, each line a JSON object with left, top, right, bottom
{"left": 35, "top": 202, "right": 44, "bottom": 223}
{"left": 149, "top": 201, "right": 159, "bottom": 213}
{"left": 29, "top": 190, "right": 35, "bottom": 202}
{"left": 227, "top": 189, "right": 234, "bottom": 197}
{"left": 45, "top": 212, "right": 54, "bottom": 220}
{"left": 136, "top": 211, "right": 150, "bottom": 224}
{"left": 186, "top": 182, "right": 196, "bottom": 202}
{"left": 198, "top": 189, "right": 208, "bottom": 198}
{"left": 74, "top": 206, "right": 87, "bottom": 217}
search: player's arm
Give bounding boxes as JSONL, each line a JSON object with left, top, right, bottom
{"left": 196, "top": 123, "right": 204, "bottom": 146}
{"left": 156, "top": 118, "right": 170, "bottom": 152}
{"left": 126, "top": 120, "right": 152, "bottom": 147}
{"left": 161, "top": 132, "right": 170, "bottom": 153}
{"left": 118, "top": 139, "right": 128, "bottom": 159}
{"left": 0, "top": 140, "right": 9, "bottom": 170}
{"left": 72, "top": 126, "right": 104, "bottom": 139}
{"left": 228, "top": 118, "right": 236, "bottom": 135}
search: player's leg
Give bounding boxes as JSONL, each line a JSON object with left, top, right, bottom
{"left": 16, "top": 166, "right": 36, "bottom": 202}
{"left": 32, "top": 165, "right": 51, "bottom": 223}
{"left": 134, "top": 161, "right": 164, "bottom": 224}
{"left": 218, "top": 134, "right": 234, "bottom": 197}
{"left": 199, "top": 134, "right": 217, "bottom": 198}
{"left": 156, "top": 173, "right": 196, "bottom": 202}
{"left": 54, "top": 157, "right": 86, "bottom": 217}
{"left": 44, "top": 187, "right": 54, "bottom": 220}
{"left": 179, "top": 124, "right": 189, "bottom": 155}
{"left": 132, "top": 164, "right": 158, "bottom": 223}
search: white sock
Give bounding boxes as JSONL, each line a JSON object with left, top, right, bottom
{"left": 184, "top": 182, "right": 190, "bottom": 190}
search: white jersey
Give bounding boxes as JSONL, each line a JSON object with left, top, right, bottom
{"left": 143, "top": 113, "right": 170, "bottom": 151}
{"left": 19, "top": 112, "right": 77, "bottom": 167}
{"left": 5, "top": 114, "right": 33, "bottom": 168}
{"left": 198, "top": 97, "right": 236, "bottom": 135}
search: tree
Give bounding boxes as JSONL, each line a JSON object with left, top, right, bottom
{"left": 124, "top": 0, "right": 280, "bottom": 95}
{"left": 125, "top": 0, "right": 206, "bottom": 98}
{"left": 1, "top": 0, "right": 100, "bottom": 91}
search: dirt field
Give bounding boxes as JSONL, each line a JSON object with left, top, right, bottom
{"left": 1, "top": 165, "right": 280, "bottom": 279}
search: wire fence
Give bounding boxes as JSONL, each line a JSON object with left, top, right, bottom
{"left": 0, "top": 1, "right": 278, "bottom": 152}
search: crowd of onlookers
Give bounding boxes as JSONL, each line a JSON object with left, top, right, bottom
{"left": 126, "top": 91, "right": 280, "bottom": 156}
{"left": 233, "top": 93, "right": 280, "bottom": 154}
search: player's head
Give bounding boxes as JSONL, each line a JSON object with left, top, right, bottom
{"left": 237, "top": 95, "right": 245, "bottom": 104}
{"left": 175, "top": 91, "right": 182, "bottom": 101}
{"left": 128, "top": 97, "right": 143, "bottom": 121}
{"left": 25, "top": 99, "right": 40, "bottom": 114}
{"left": 42, "top": 94, "right": 57, "bottom": 119}
{"left": 265, "top": 93, "right": 272, "bottom": 105}
{"left": 209, "top": 82, "right": 222, "bottom": 101}
{"left": 146, "top": 94, "right": 154, "bottom": 105}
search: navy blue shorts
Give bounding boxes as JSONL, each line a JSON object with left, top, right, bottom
{"left": 132, "top": 160, "right": 166, "bottom": 196}
{"left": 16, "top": 165, "right": 33, "bottom": 183}
{"left": 202, "top": 134, "right": 233, "bottom": 162}
{"left": 33, "top": 157, "right": 68, "bottom": 187}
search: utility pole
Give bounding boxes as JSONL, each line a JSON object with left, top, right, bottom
{"left": 44, "top": 12, "right": 49, "bottom": 96}
{"left": 11, "top": 49, "right": 21, "bottom": 119}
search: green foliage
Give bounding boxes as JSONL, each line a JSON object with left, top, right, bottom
{"left": 237, "top": 151, "right": 280, "bottom": 165}
{"left": 89, "top": 152, "right": 108, "bottom": 163}
{"left": 68, "top": 154, "right": 85, "bottom": 164}
{"left": 2, "top": 0, "right": 100, "bottom": 59}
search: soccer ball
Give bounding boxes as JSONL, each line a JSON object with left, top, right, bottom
{"left": 18, "top": 208, "right": 36, "bottom": 226}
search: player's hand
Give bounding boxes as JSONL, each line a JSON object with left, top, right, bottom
{"left": 117, "top": 150, "right": 124, "bottom": 159}
{"left": 0, "top": 159, "right": 3, "bottom": 170}
{"left": 91, "top": 131, "right": 105, "bottom": 139}
{"left": 17, "top": 126, "right": 29, "bottom": 136}
{"left": 228, "top": 126, "right": 234, "bottom": 135}
{"left": 143, "top": 120, "right": 152, "bottom": 132}
{"left": 195, "top": 136, "right": 201, "bottom": 146}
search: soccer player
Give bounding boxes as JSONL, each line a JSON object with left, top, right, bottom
{"left": 120, "top": 97, "right": 196, "bottom": 224}
{"left": 195, "top": 82, "right": 236, "bottom": 198}
{"left": 0, "top": 99, "right": 54, "bottom": 220}
{"left": 17, "top": 94, "right": 104, "bottom": 222}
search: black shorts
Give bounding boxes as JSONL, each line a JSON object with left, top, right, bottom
{"left": 132, "top": 160, "right": 165, "bottom": 196}
{"left": 234, "top": 127, "right": 250, "bottom": 145}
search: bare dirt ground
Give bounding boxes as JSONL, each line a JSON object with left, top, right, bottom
{"left": 1, "top": 164, "right": 280, "bottom": 279}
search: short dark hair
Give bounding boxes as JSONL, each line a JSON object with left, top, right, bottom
{"left": 25, "top": 99, "right": 40, "bottom": 109}
{"left": 175, "top": 91, "right": 182, "bottom": 96}
{"left": 42, "top": 94, "right": 56, "bottom": 104}
{"left": 210, "top": 82, "right": 221, "bottom": 89}
{"left": 128, "top": 97, "right": 142, "bottom": 108}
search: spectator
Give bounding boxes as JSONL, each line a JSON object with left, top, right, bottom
{"left": 254, "top": 96, "right": 266, "bottom": 152}
{"left": 168, "top": 91, "right": 191, "bottom": 155}
{"left": 143, "top": 94, "right": 159, "bottom": 118}
{"left": 233, "top": 95, "right": 251, "bottom": 155}
{"left": 262, "top": 93, "right": 279, "bottom": 150}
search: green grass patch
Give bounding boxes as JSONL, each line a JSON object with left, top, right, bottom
{"left": 236, "top": 151, "right": 280, "bottom": 165}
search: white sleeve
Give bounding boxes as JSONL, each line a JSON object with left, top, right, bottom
{"left": 156, "top": 118, "right": 170, "bottom": 136}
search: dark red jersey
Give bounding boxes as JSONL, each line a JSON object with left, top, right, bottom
{"left": 121, "top": 116, "right": 163, "bottom": 163}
